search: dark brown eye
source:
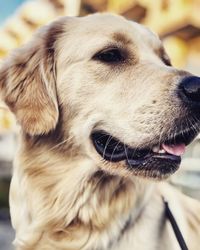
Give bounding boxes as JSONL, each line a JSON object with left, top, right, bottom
{"left": 94, "top": 49, "right": 124, "bottom": 63}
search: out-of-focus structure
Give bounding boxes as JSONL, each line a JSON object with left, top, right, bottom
{"left": 0, "top": 0, "right": 81, "bottom": 58}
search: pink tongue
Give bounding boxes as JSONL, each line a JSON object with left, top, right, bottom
{"left": 162, "top": 143, "right": 186, "bottom": 156}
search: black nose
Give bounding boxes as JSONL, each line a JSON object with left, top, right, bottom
{"left": 179, "top": 76, "right": 200, "bottom": 104}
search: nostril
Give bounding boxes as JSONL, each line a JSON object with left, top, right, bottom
{"left": 180, "top": 76, "right": 200, "bottom": 103}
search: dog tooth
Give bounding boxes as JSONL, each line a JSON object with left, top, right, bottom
{"left": 152, "top": 146, "right": 159, "bottom": 153}
{"left": 158, "top": 149, "right": 165, "bottom": 154}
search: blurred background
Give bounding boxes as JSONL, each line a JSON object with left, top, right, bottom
{"left": 0, "top": 0, "right": 200, "bottom": 249}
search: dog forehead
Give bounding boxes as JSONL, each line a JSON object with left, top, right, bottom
{"left": 86, "top": 14, "right": 158, "bottom": 40}
{"left": 56, "top": 13, "right": 162, "bottom": 67}
{"left": 66, "top": 14, "right": 161, "bottom": 51}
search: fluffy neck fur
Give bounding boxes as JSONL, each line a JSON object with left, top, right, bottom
{"left": 10, "top": 139, "right": 153, "bottom": 250}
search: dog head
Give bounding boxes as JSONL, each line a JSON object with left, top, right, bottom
{"left": 1, "top": 13, "right": 200, "bottom": 180}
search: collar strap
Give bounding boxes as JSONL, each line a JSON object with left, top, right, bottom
{"left": 164, "top": 199, "right": 188, "bottom": 250}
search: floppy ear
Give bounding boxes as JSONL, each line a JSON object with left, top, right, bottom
{"left": 0, "top": 20, "right": 64, "bottom": 135}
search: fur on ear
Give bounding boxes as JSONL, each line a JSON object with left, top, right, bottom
{"left": 0, "top": 19, "right": 65, "bottom": 135}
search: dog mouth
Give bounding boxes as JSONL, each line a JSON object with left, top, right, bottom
{"left": 91, "top": 128, "right": 198, "bottom": 178}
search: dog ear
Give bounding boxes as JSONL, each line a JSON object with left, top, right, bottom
{"left": 0, "top": 20, "right": 64, "bottom": 135}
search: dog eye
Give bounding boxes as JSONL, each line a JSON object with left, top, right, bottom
{"left": 93, "top": 49, "right": 124, "bottom": 63}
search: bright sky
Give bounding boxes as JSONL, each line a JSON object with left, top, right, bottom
{"left": 0, "top": 0, "right": 27, "bottom": 24}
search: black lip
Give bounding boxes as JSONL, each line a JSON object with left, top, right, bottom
{"left": 91, "top": 131, "right": 182, "bottom": 163}
{"left": 164, "top": 128, "right": 197, "bottom": 146}
{"left": 91, "top": 132, "right": 151, "bottom": 162}
{"left": 91, "top": 128, "right": 198, "bottom": 176}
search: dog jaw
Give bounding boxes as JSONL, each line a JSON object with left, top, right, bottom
{"left": 10, "top": 141, "right": 154, "bottom": 249}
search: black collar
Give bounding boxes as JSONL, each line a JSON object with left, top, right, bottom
{"left": 164, "top": 199, "right": 188, "bottom": 250}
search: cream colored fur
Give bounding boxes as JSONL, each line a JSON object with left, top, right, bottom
{"left": 0, "top": 13, "right": 200, "bottom": 250}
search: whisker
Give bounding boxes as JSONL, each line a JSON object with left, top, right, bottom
{"left": 102, "top": 135, "right": 113, "bottom": 160}
{"left": 110, "top": 141, "right": 122, "bottom": 162}
{"left": 48, "top": 136, "right": 74, "bottom": 151}
{"left": 124, "top": 143, "right": 129, "bottom": 162}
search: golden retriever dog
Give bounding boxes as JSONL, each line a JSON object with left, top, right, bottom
{"left": 0, "top": 13, "right": 200, "bottom": 250}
